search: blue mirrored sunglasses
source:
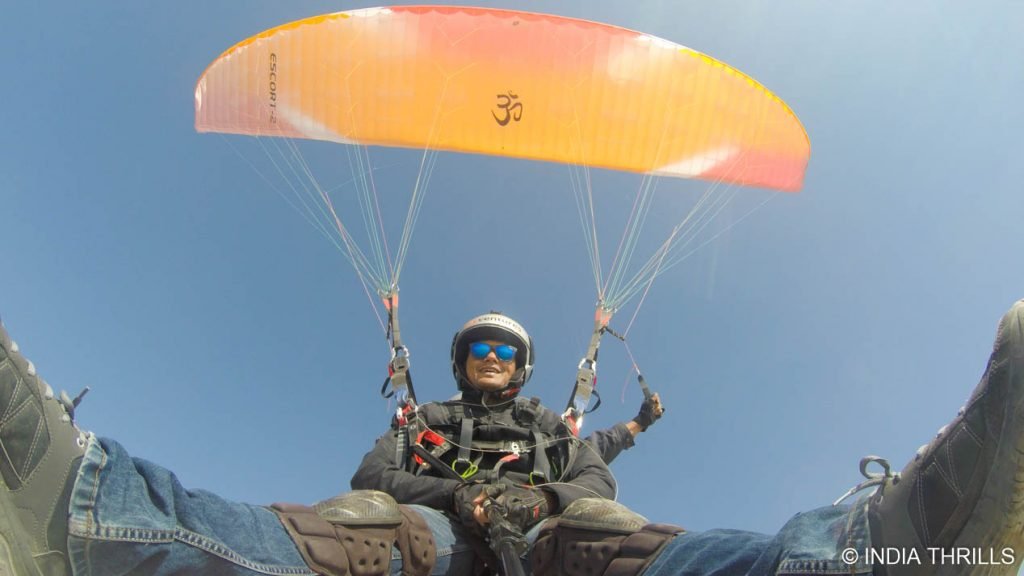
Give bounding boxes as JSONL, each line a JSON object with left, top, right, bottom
{"left": 469, "top": 341, "right": 518, "bottom": 362}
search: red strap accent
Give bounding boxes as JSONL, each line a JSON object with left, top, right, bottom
{"left": 565, "top": 414, "right": 580, "bottom": 437}
{"left": 397, "top": 403, "right": 416, "bottom": 426}
{"left": 417, "top": 429, "right": 446, "bottom": 447}
{"left": 413, "top": 429, "right": 446, "bottom": 467}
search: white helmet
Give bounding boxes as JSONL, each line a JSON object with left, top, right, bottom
{"left": 450, "top": 312, "right": 534, "bottom": 390}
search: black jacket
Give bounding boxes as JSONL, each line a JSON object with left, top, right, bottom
{"left": 585, "top": 421, "right": 636, "bottom": 465}
{"left": 351, "top": 394, "right": 616, "bottom": 513}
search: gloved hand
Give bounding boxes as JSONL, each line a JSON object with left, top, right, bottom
{"left": 452, "top": 483, "right": 503, "bottom": 529}
{"left": 492, "top": 485, "right": 553, "bottom": 532}
{"left": 632, "top": 393, "right": 664, "bottom": 431}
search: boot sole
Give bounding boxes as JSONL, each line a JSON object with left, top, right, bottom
{"left": 943, "top": 301, "right": 1024, "bottom": 575}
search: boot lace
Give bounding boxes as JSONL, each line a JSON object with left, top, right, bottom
{"left": 18, "top": 341, "right": 91, "bottom": 448}
{"left": 833, "top": 404, "right": 966, "bottom": 506}
{"left": 833, "top": 456, "right": 898, "bottom": 506}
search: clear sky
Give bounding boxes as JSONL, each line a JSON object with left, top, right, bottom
{"left": 2, "top": 0, "right": 1023, "bottom": 543}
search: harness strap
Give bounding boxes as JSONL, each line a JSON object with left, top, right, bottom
{"left": 411, "top": 428, "right": 453, "bottom": 474}
{"left": 454, "top": 416, "right": 477, "bottom": 479}
{"left": 403, "top": 399, "right": 572, "bottom": 484}
{"left": 563, "top": 308, "right": 612, "bottom": 435}
{"left": 383, "top": 294, "right": 416, "bottom": 409}
{"left": 402, "top": 404, "right": 452, "bottom": 472}
{"left": 396, "top": 421, "right": 409, "bottom": 472}
{"left": 529, "top": 430, "right": 551, "bottom": 484}
{"left": 521, "top": 398, "right": 554, "bottom": 482}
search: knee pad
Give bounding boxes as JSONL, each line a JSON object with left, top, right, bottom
{"left": 531, "top": 498, "right": 684, "bottom": 576}
{"left": 272, "top": 490, "right": 436, "bottom": 576}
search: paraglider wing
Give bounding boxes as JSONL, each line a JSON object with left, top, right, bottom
{"left": 195, "top": 5, "right": 809, "bottom": 192}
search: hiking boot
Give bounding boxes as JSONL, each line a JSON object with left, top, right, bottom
{"left": 867, "top": 300, "right": 1024, "bottom": 575}
{"left": 0, "top": 318, "right": 89, "bottom": 576}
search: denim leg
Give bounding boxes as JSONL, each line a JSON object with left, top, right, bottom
{"left": 640, "top": 528, "right": 772, "bottom": 576}
{"left": 64, "top": 435, "right": 874, "bottom": 576}
{"left": 642, "top": 500, "right": 873, "bottom": 576}
{"left": 67, "top": 436, "right": 314, "bottom": 576}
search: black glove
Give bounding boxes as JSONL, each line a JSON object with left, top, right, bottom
{"left": 492, "top": 485, "right": 553, "bottom": 532}
{"left": 632, "top": 394, "right": 663, "bottom": 430}
{"left": 452, "top": 483, "right": 503, "bottom": 529}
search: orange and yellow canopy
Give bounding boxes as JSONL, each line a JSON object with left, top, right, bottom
{"left": 195, "top": 5, "right": 809, "bottom": 192}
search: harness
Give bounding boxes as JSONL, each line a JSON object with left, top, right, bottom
{"left": 397, "top": 397, "right": 575, "bottom": 487}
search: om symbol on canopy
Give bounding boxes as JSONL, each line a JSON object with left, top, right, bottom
{"left": 492, "top": 92, "right": 523, "bottom": 126}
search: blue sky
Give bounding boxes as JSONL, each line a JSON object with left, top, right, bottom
{"left": 2, "top": 0, "right": 1023, "bottom": 540}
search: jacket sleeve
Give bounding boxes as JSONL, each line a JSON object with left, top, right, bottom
{"left": 350, "top": 428, "right": 462, "bottom": 512}
{"left": 540, "top": 429, "right": 617, "bottom": 512}
{"left": 584, "top": 422, "right": 636, "bottom": 465}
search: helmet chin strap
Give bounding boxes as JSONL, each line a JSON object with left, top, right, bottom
{"left": 510, "top": 366, "right": 526, "bottom": 386}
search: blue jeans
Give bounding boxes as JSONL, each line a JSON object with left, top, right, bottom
{"left": 67, "top": 437, "right": 872, "bottom": 575}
